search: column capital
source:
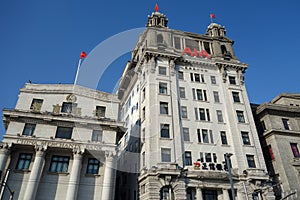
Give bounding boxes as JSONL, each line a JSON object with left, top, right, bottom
{"left": 0, "top": 142, "right": 11, "bottom": 154}
{"left": 73, "top": 148, "right": 85, "bottom": 159}
{"left": 105, "top": 151, "right": 116, "bottom": 160}
{"left": 34, "top": 145, "right": 47, "bottom": 157}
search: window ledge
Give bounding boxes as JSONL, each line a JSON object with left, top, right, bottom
{"left": 48, "top": 172, "right": 69, "bottom": 176}
{"left": 184, "top": 141, "right": 193, "bottom": 144}
{"left": 181, "top": 118, "right": 190, "bottom": 121}
{"left": 159, "top": 114, "right": 172, "bottom": 117}
{"left": 160, "top": 138, "right": 173, "bottom": 140}
{"left": 237, "top": 122, "right": 249, "bottom": 125}
{"left": 14, "top": 169, "right": 31, "bottom": 173}
{"left": 195, "top": 120, "right": 212, "bottom": 123}
{"left": 85, "top": 174, "right": 101, "bottom": 177}
{"left": 221, "top": 144, "right": 231, "bottom": 147}
{"left": 158, "top": 93, "right": 170, "bottom": 96}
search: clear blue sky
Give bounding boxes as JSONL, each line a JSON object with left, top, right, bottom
{"left": 1, "top": 0, "right": 300, "bottom": 136}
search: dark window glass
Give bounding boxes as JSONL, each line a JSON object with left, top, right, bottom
{"left": 161, "top": 148, "right": 171, "bottom": 162}
{"left": 55, "top": 127, "right": 73, "bottom": 139}
{"left": 194, "top": 108, "right": 199, "bottom": 120}
{"left": 161, "top": 124, "right": 170, "bottom": 138}
{"left": 159, "top": 66, "right": 167, "bottom": 75}
{"left": 246, "top": 155, "right": 256, "bottom": 168}
{"left": 92, "top": 130, "right": 102, "bottom": 142}
{"left": 213, "top": 91, "right": 220, "bottom": 103}
{"left": 202, "top": 129, "right": 209, "bottom": 143}
{"left": 160, "top": 102, "right": 169, "bottom": 114}
{"left": 197, "top": 129, "right": 201, "bottom": 143}
{"left": 196, "top": 89, "right": 203, "bottom": 101}
{"left": 211, "top": 76, "right": 216, "bottom": 84}
{"left": 220, "top": 131, "right": 228, "bottom": 145}
{"left": 61, "top": 102, "right": 77, "bottom": 113}
{"left": 179, "top": 87, "right": 186, "bottom": 98}
{"left": 174, "top": 37, "right": 181, "bottom": 50}
{"left": 216, "top": 110, "right": 224, "bottom": 123}
{"left": 206, "top": 109, "right": 210, "bottom": 121}
{"left": 159, "top": 82, "right": 168, "bottom": 94}
{"left": 181, "top": 106, "right": 188, "bottom": 119}
{"left": 236, "top": 111, "right": 245, "bottom": 123}
{"left": 157, "top": 34, "right": 163, "bottom": 44}
{"left": 282, "top": 118, "right": 290, "bottom": 130}
{"left": 229, "top": 76, "right": 236, "bottom": 85}
{"left": 30, "top": 98, "right": 43, "bottom": 111}
{"left": 178, "top": 71, "right": 184, "bottom": 80}
{"left": 199, "top": 108, "right": 206, "bottom": 120}
{"left": 87, "top": 158, "right": 100, "bottom": 174}
{"left": 185, "top": 151, "right": 192, "bottom": 166}
{"left": 241, "top": 131, "right": 250, "bottom": 145}
{"left": 203, "top": 42, "right": 211, "bottom": 54}
{"left": 194, "top": 74, "right": 200, "bottom": 82}
{"left": 190, "top": 73, "right": 194, "bottom": 82}
{"left": 291, "top": 143, "right": 300, "bottom": 157}
{"left": 183, "top": 128, "right": 190, "bottom": 141}
{"left": 209, "top": 130, "right": 214, "bottom": 144}
{"left": 205, "top": 153, "right": 212, "bottom": 163}
{"left": 232, "top": 92, "right": 240, "bottom": 103}
{"left": 96, "top": 106, "right": 106, "bottom": 117}
{"left": 185, "top": 39, "right": 199, "bottom": 51}
{"left": 160, "top": 186, "right": 174, "bottom": 200}
{"left": 16, "top": 153, "right": 32, "bottom": 170}
{"left": 22, "top": 123, "right": 36, "bottom": 136}
{"left": 49, "top": 156, "right": 70, "bottom": 173}
{"left": 203, "top": 190, "right": 217, "bottom": 200}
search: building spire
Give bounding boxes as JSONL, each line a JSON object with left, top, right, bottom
{"left": 146, "top": 3, "right": 168, "bottom": 28}
{"left": 154, "top": 3, "right": 159, "bottom": 12}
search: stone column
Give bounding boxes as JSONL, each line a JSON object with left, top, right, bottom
{"left": 223, "top": 189, "right": 230, "bottom": 200}
{"left": 66, "top": 149, "right": 84, "bottom": 200}
{"left": 196, "top": 187, "right": 203, "bottom": 200}
{"left": 101, "top": 152, "right": 116, "bottom": 200}
{"left": 24, "top": 146, "right": 46, "bottom": 200}
{"left": 0, "top": 143, "right": 10, "bottom": 172}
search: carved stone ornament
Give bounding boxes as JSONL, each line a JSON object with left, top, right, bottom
{"left": 31, "top": 102, "right": 42, "bottom": 112}
{"left": 169, "top": 59, "right": 175, "bottom": 76}
{"left": 150, "top": 56, "right": 156, "bottom": 73}
{"left": 66, "top": 94, "right": 77, "bottom": 103}
{"left": 53, "top": 104, "right": 61, "bottom": 114}
{"left": 219, "top": 66, "right": 227, "bottom": 83}
{"left": 237, "top": 69, "right": 245, "bottom": 85}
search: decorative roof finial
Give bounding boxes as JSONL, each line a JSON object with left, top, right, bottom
{"left": 155, "top": 3, "right": 159, "bottom": 12}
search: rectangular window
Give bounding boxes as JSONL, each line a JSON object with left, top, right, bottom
{"left": 282, "top": 118, "right": 290, "bottom": 130}
{"left": 87, "top": 158, "right": 100, "bottom": 174}
{"left": 229, "top": 76, "right": 236, "bottom": 85}
{"left": 49, "top": 156, "right": 70, "bottom": 173}
{"left": 199, "top": 108, "right": 206, "bottom": 120}
{"left": 210, "top": 76, "right": 216, "bottom": 84}
{"left": 61, "top": 102, "right": 77, "bottom": 114}
{"left": 190, "top": 73, "right": 194, "bottom": 82}
{"left": 213, "top": 153, "right": 217, "bottom": 163}
{"left": 161, "top": 148, "right": 171, "bottom": 162}
{"left": 194, "top": 108, "right": 199, "bottom": 120}
{"left": 261, "top": 120, "right": 267, "bottom": 131}
{"left": 142, "top": 88, "right": 146, "bottom": 101}
{"left": 236, "top": 110, "right": 245, "bottom": 123}
{"left": 142, "top": 152, "right": 145, "bottom": 167}
{"left": 161, "top": 124, "right": 170, "bottom": 138}
{"left": 203, "top": 42, "right": 211, "bottom": 54}
{"left": 185, "top": 39, "right": 199, "bottom": 51}
{"left": 30, "top": 98, "right": 43, "bottom": 112}
{"left": 142, "top": 107, "right": 145, "bottom": 121}
{"left": 241, "top": 131, "right": 250, "bottom": 145}
{"left": 22, "top": 123, "right": 36, "bottom": 136}
{"left": 213, "top": 91, "right": 220, "bottom": 103}
{"left": 232, "top": 92, "right": 240, "bottom": 103}
{"left": 184, "top": 151, "right": 192, "bottom": 166}
{"left": 201, "top": 74, "right": 205, "bottom": 83}
{"left": 16, "top": 153, "right": 32, "bottom": 170}
{"left": 209, "top": 130, "right": 214, "bottom": 144}
{"left": 220, "top": 131, "right": 228, "bottom": 145}
{"left": 179, "top": 87, "right": 186, "bottom": 98}
{"left": 202, "top": 129, "right": 209, "bottom": 143}
{"left": 159, "top": 66, "right": 167, "bottom": 75}
{"left": 92, "top": 130, "right": 102, "bottom": 142}
{"left": 159, "top": 82, "right": 168, "bottom": 94}
{"left": 178, "top": 71, "right": 184, "bottom": 80}
{"left": 183, "top": 127, "right": 190, "bottom": 141}
{"left": 194, "top": 74, "right": 200, "bottom": 82}
{"left": 160, "top": 102, "right": 169, "bottom": 114}
{"left": 197, "top": 129, "right": 201, "bottom": 143}
{"left": 55, "top": 127, "right": 73, "bottom": 139}
{"left": 291, "top": 143, "right": 300, "bottom": 157}
{"left": 181, "top": 106, "right": 188, "bottom": 119}
{"left": 196, "top": 89, "right": 203, "bottom": 101}
{"left": 200, "top": 152, "right": 204, "bottom": 162}
{"left": 206, "top": 109, "right": 210, "bottom": 121}
{"left": 246, "top": 155, "right": 256, "bottom": 168}
{"left": 142, "top": 128, "right": 145, "bottom": 143}
{"left": 205, "top": 153, "right": 212, "bottom": 163}
{"left": 174, "top": 37, "right": 181, "bottom": 50}
{"left": 96, "top": 106, "right": 106, "bottom": 117}
{"left": 216, "top": 110, "right": 224, "bottom": 123}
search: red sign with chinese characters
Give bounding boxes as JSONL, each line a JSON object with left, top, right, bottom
{"left": 182, "top": 47, "right": 211, "bottom": 59}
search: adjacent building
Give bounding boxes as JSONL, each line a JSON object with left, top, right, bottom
{"left": 252, "top": 94, "right": 300, "bottom": 199}
{"left": 0, "top": 84, "right": 124, "bottom": 200}
{"left": 116, "top": 9, "right": 274, "bottom": 200}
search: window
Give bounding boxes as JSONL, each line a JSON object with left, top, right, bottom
{"left": 236, "top": 111, "right": 245, "bottom": 123}
{"left": 197, "top": 129, "right": 201, "bottom": 143}
{"left": 241, "top": 131, "right": 250, "bottom": 145}
{"left": 185, "top": 39, "right": 199, "bottom": 51}
{"left": 159, "top": 66, "right": 167, "bottom": 75}
{"left": 190, "top": 73, "right": 205, "bottom": 83}
{"left": 232, "top": 92, "right": 240, "bottom": 103}
{"left": 181, "top": 106, "right": 188, "bottom": 119}
{"left": 49, "top": 156, "right": 70, "bottom": 173}
{"left": 200, "top": 152, "right": 204, "bottom": 162}
{"left": 87, "top": 158, "right": 100, "bottom": 174}
{"left": 161, "top": 148, "right": 171, "bottom": 162}
{"left": 96, "top": 106, "right": 106, "bottom": 117}
{"left": 159, "top": 82, "right": 167, "bottom": 94}
{"left": 178, "top": 71, "right": 184, "bottom": 80}
{"left": 160, "top": 102, "right": 168, "bottom": 114}
{"left": 220, "top": 131, "right": 228, "bottom": 145}
{"left": 194, "top": 108, "right": 199, "bottom": 120}
{"left": 92, "top": 130, "right": 102, "bottom": 142}
{"left": 55, "top": 127, "right": 73, "bottom": 139}
{"left": 216, "top": 110, "right": 224, "bottom": 123}
{"left": 184, "top": 151, "right": 192, "bottom": 166}
{"left": 260, "top": 121, "right": 267, "bottom": 131}
{"left": 211, "top": 76, "right": 216, "bottom": 84}
{"left": 183, "top": 128, "right": 190, "bottom": 141}
{"left": 157, "top": 34, "right": 163, "bottom": 44}
{"left": 174, "top": 37, "right": 181, "bottom": 50}
{"left": 282, "top": 118, "right": 290, "bottom": 130}
{"left": 142, "top": 107, "right": 145, "bottom": 121}
{"left": 142, "top": 88, "right": 146, "bottom": 101}
{"left": 16, "top": 153, "right": 32, "bottom": 170}
{"left": 213, "top": 91, "right": 220, "bottom": 103}
{"left": 203, "top": 42, "right": 211, "bottom": 54}
{"left": 209, "top": 130, "right": 214, "bottom": 144}
{"left": 246, "top": 155, "right": 256, "bottom": 168}
{"left": 194, "top": 74, "right": 200, "bottom": 82}
{"left": 22, "top": 123, "right": 36, "bottom": 136}
{"left": 202, "top": 190, "right": 217, "bottom": 200}
{"left": 199, "top": 108, "right": 205, "bottom": 120}
{"left": 160, "top": 186, "right": 174, "bottom": 200}
{"left": 61, "top": 102, "right": 77, "bottom": 113}
{"left": 193, "top": 89, "right": 207, "bottom": 101}
{"left": 30, "top": 98, "right": 43, "bottom": 112}
{"left": 291, "top": 143, "right": 300, "bottom": 157}
{"left": 142, "top": 128, "right": 145, "bottom": 143}
{"left": 202, "top": 129, "right": 209, "bottom": 143}
{"left": 179, "top": 87, "right": 186, "bottom": 98}
{"left": 205, "top": 153, "right": 212, "bottom": 163}
{"left": 229, "top": 76, "right": 236, "bottom": 85}
{"left": 161, "top": 124, "right": 170, "bottom": 138}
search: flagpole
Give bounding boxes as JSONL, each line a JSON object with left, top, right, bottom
{"left": 73, "top": 58, "right": 82, "bottom": 91}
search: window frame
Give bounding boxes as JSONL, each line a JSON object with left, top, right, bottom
{"left": 86, "top": 158, "right": 100, "bottom": 174}
{"left": 184, "top": 151, "right": 192, "bottom": 166}
{"left": 159, "top": 82, "right": 168, "bottom": 94}
{"left": 49, "top": 155, "right": 70, "bottom": 173}
{"left": 92, "top": 130, "right": 103, "bottom": 142}
{"left": 160, "top": 124, "right": 170, "bottom": 138}
{"left": 236, "top": 110, "right": 245, "bottom": 123}
{"left": 160, "top": 102, "right": 169, "bottom": 115}
{"left": 246, "top": 155, "right": 256, "bottom": 168}
{"left": 220, "top": 131, "right": 228, "bottom": 145}
{"left": 159, "top": 66, "right": 167, "bottom": 76}
{"left": 16, "top": 153, "right": 32, "bottom": 170}
{"left": 55, "top": 126, "right": 73, "bottom": 139}
{"left": 161, "top": 148, "right": 171, "bottom": 163}
{"left": 241, "top": 131, "right": 251, "bottom": 145}
{"left": 22, "top": 123, "right": 36, "bottom": 136}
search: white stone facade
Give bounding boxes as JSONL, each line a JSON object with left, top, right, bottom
{"left": 0, "top": 84, "right": 124, "bottom": 200}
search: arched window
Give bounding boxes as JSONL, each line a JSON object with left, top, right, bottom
{"left": 221, "top": 45, "right": 227, "bottom": 54}
{"left": 160, "top": 186, "right": 174, "bottom": 200}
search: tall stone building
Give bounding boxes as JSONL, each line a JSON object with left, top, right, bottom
{"left": 116, "top": 8, "right": 274, "bottom": 200}
{"left": 252, "top": 94, "right": 300, "bottom": 199}
{"left": 0, "top": 84, "right": 124, "bottom": 200}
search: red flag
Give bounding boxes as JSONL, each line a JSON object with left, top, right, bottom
{"left": 154, "top": 3, "right": 159, "bottom": 12}
{"left": 80, "top": 51, "right": 87, "bottom": 59}
{"left": 210, "top": 13, "right": 216, "bottom": 19}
